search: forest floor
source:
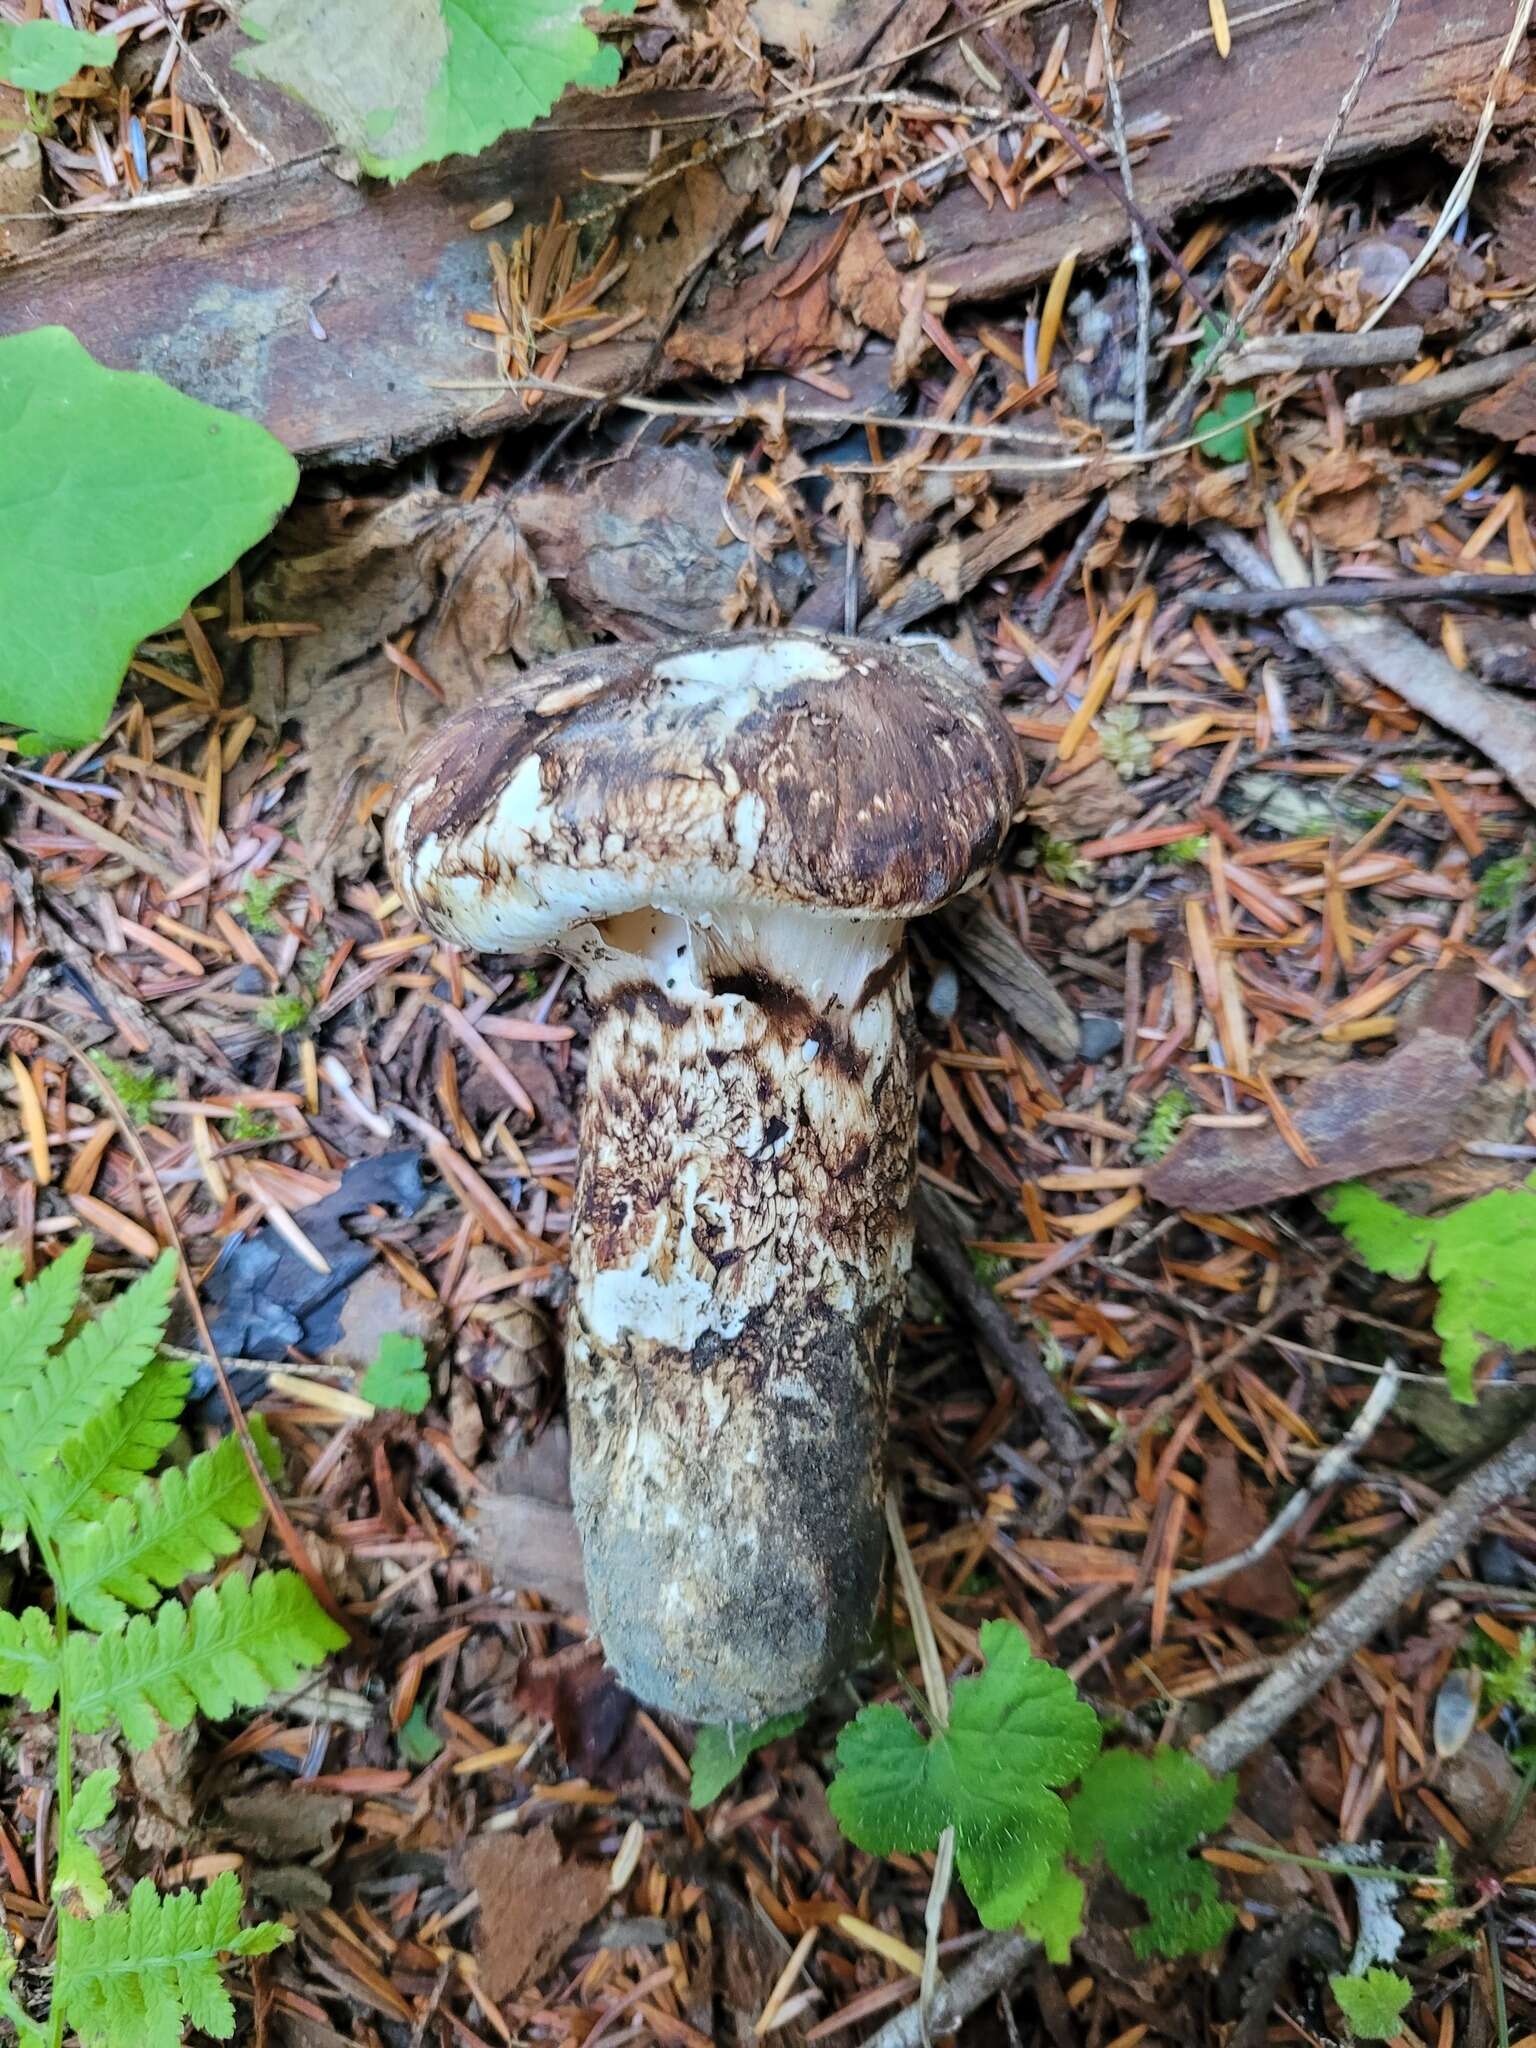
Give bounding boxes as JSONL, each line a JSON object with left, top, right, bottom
{"left": 3, "top": 1, "right": 1536, "bottom": 2045}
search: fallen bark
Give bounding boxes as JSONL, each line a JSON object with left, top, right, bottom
{"left": 2, "top": 0, "right": 1526, "bottom": 462}
{"left": 922, "top": 0, "right": 1525, "bottom": 303}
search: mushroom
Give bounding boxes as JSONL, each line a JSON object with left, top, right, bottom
{"left": 386, "top": 633, "right": 1025, "bottom": 1721}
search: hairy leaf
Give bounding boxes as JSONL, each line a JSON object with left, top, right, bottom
{"left": 1330, "top": 1967, "right": 1413, "bottom": 2041}
{"left": 0, "top": 21, "right": 115, "bottom": 92}
{"left": 56, "top": 1871, "right": 289, "bottom": 2048}
{"left": 64, "top": 1570, "right": 348, "bottom": 1751}
{"left": 828, "top": 1620, "right": 1101, "bottom": 1927}
{"left": 1016, "top": 1861, "right": 1085, "bottom": 1963}
{"left": 0, "top": 328, "right": 298, "bottom": 747}
{"left": 359, "top": 1331, "right": 430, "bottom": 1415}
{"left": 5, "top": 1253, "right": 178, "bottom": 1483}
{"left": 690, "top": 1712, "right": 805, "bottom": 1809}
{"left": 1326, "top": 1178, "right": 1536, "bottom": 1403}
{"left": 57, "top": 1424, "right": 275, "bottom": 1632}
{"left": 233, "top": 0, "right": 623, "bottom": 183}
{"left": 1068, "top": 1748, "right": 1236, "bottom": 1958}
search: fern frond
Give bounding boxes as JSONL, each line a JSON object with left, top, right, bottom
{"left": 30, "top": 1357, "right": 193, "bottom": 1542}
{"left": 0, "top": 1936, "right": 44, "bottom": 2048}
{"left": 0, "top": 1235, "right": 90, "bottom": 1414}
{"left": 0, "top": 1247, "right": 22, "bottom": 1309}
{"left": 5, "top": 1252, "right": 177, "bottom": 1484}
{"left": 65, "top": 1570, "right": 347, "bottom": 1751}
{"left": 0, "top": 1607, "right": 61, "bottom": 1713}
{"left": 57, "top": 1425, "right": 274, "bottom": 1632}
{"left": 56, "top": 1871, "right": 289, "bottom": 2048}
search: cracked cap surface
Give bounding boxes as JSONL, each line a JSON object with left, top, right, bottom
{"left": 386, "top": 631, "right": 1026, "bottom": 956}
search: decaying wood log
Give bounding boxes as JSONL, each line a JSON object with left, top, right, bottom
{"left": 1, "top": 0, "right": 1525, "bottom": 463}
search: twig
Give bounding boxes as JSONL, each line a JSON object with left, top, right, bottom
{"left": 1032, "top": 496, "right": 1112, "bottom": 632}
{"left": 1197, "top": 1412, "right": 1536, "bottom": 1778}
{"left": 1220, "top": 326, "right": 1423, "bottom": 378}
{"left": 913, "top": 1182, "right": 1092, "bottom": 1465}
{"left": 1159, "top": 1364, "right": 1401, "bottom": 1598}
{"left": 1200, "top": 521, "right": 1371, "bottom": 693}
{"left": 1345, "top": 344, "right": 1536, "bottom": 424}
{"left": 865, "top": 1933, "right": 1035, "bottom": 2048}
{"left": 1261, "top": 505, "right": 1536, "bottom": 809}
{"left": 890, "top": 1410, "right": 1536, "bottom": 2044}
{"left": 1358, "top": 0, "right": 1536, "bottom": 333}
{"left": 1145, "top": 0, "right": 1404, "bottom": 437}
{"left": 885, "top": 1493, "right": 953, "bottom": 2045}
{"left": 1181, "top": 571, "right": 1536, "bottom": 616}
{"left": 1089, "top": 0, "right": 1152, "bottom": 447}
{"left": 1, "top": 770, "right": 181, "bottom": 889}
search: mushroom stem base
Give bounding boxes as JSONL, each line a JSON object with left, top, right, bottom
{"left": 567, "top": 966, "right": 915, "bottom": 1722}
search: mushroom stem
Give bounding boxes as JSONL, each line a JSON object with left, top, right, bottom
{"left": 569, "top": 912, "right": 915, "bottom": 1721}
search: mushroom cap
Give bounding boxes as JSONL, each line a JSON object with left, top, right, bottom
{"left": 386, "top": 632, "right": 1025, "bottom": 955}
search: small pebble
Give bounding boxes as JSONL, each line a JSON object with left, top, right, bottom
{"left": 1076, "top": 1014, "right": 1123, "bottom": 1062}
{"left": 926, "top": 964, "right": 959, "bottom": 1023}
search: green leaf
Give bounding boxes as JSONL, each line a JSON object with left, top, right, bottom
{"left": 0, "top": 328, "right": 298, "bottom": 747}
{"left": 0, "top": 1234, "right": 90, "bottom": 1415}
{"left": 1192, "top": 388, "right": 1258, "bottom": 464}
{"left": 30, "top": 1357, "right": 193, "bottom": 1542}
{"left": 54, "top": 1778, "right": 115, "bottom": 1920}
{"left": 360, "top": 1332, "right": 430, "bottom": 1414}
{"left": 63, "top": 1570, "right": 348, "bottom": 1752}
{"left": 689, "top": 1711, "right": 805, "bottom": 1808}
{"left": 398, "top": 1702, "right": 444, "bottom": 1765}
{"left": 828, "top": 1620, "right": 1101, "bottom": 1928}
{"left": 0, "top": 1607, "right": 62, "bottom": 1713}
{"left": 1016, "top": 1861, "right": 1084, "bottom": 1964}
{"left": 56, "top": 1871, "right": 290, "bottom": 2048}
{"left": 1326, "top": 1178, "right": 1536, "bottom": 1403}
{"left": 0, "top": 1936, "right": 44, "bottom": 2048}
{"left": 4, "top": 1253, "right": 178, "bottom": 1485}
{"left": 233, "top": 0, "right": 623, "bottom": 182}
{"left": 0, "top": 21, "right": 116, "bottom": 92}
{"left": 1067, "top": 1748, "right": 1236, "bottom": 1959}
{"left": 1330, "top": 1967, "right": 1413, "bottom": 2041}
{"left": 57, "top": 1423, "right": 276, "bottom": 1632}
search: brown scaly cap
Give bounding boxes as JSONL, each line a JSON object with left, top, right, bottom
{"left": 385, "top": 632, "right": 1026, "bottom": 955}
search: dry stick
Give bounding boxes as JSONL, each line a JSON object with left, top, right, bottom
{"left": 1219, "top": 326, "right": 1423, "bottom": 378}
{"left": 885, "top": 1492, "right": 954, "bottom": 2042}
{"left": 1032, "top": 496, "right": 1112, "bottom": 633}
{"left": 1198, "top": 1411, "right": 1536, "bottom": 1777}
{"left": 913, "top": 1182, "right": 1092, "bottom": 1466}
{"left": 1261, "top": 505, "right": 1536, "bottom": 811}
{"left": 1089, "top": 0, "right": 1152, "bottom": 449}
{"left": 1200, "top": 522, "right": 1371, "bottom": 694}
{"left": 874, "top": 1403, "right": 1536, "bottom": 2047}
{"left": 1182, "top": 570, "right": 1536, "bottom": 616}
{"left": 1345, "top": 344, "right": 1536, "bottom": 424}
{"left": 1144, "top": 0, "right": 1404, "bottom": 439}
{"left": 0, "top": 1016, "right": 358, "bottom": 1645}
{"left": 1157, "top": 1363, "right": 1401, "bottom": 1600}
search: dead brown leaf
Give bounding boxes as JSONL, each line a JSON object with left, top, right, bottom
{"left": 1147, "top": 1028, "right": 1481, "bottom": 1210}
{"left": 463, "top": 1824, "right": 609, "bottom": 2001}
{"left": 474, "top": 1421, "right": 586, "bottom": 1612}
{"left": 1461, "top": 357, "right": 1536, "bottom": 450}
{"left": 667, "top": 217, "right": 863, "bottom": 380}
{"left": 1199, "top": 1447, "right": 1299, "bottom": 1621}
{"left": 247, "top": 489, "right": 570, "bottom": 896}
{"left": 515, "top": 445, "right": 805, "bottom": 641}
